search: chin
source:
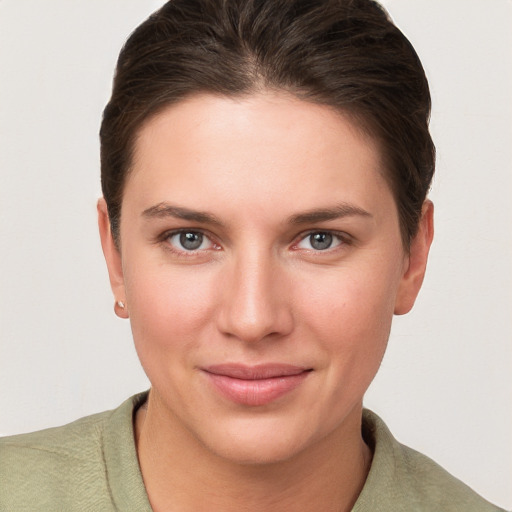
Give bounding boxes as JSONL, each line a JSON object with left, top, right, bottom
{"left": 211, "top": 439, "right": 305, "bottom": 466}
{"left": 197, "top": 416, "right": 319, "bottom": 466}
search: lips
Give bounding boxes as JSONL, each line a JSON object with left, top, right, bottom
{"left": 202, "top": 364, "right": 311, "bottom": 406}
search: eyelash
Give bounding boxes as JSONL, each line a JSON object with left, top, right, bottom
{"left": 158, "top": 228, "right": 352, "bottom": 257}
{"left": 158, "top": 229, "right": 220, "bottom": 257}
{"left": 290, "top": 230, "right": 353, "bottom": 254}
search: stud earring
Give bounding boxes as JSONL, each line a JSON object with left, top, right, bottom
{"left": 114, "top": 300, "right": 128, "bottom": 318}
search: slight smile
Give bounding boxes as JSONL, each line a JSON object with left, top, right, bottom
{"left": 202, "top": 364, "right": 313, "bottom": 406}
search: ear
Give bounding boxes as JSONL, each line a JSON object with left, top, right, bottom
{"left": 394, "top": 200, "right": 434, "bottom": 315}
{"left": 97, "top": 198, "right": 129, "bottom": 319}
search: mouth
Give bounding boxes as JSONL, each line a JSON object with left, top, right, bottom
{"left": 202, "top": 364, "right": 312, "bottom": 406}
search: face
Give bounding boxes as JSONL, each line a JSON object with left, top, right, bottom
{"left": 99, "top": 92, "right": 432, "bottom": 464}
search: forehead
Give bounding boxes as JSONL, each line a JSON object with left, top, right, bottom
{"left": 126, "top": 92, "right": 394, "bottom": 222}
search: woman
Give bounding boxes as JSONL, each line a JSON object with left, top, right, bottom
{"left": 0, "top": 0, "right": 506, "bottom": 510}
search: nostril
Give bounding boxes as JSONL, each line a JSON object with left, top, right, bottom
{"left": 217, "top": 304, "right": 293, "bottom": 344}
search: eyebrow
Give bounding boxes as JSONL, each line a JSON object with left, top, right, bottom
{"left": 142, "top": 203, "right": 223, "bottom": 226}
{"left": 288, "top": 203, "right": 373, "bottom": 224}
{"left": 142, "top": 201, "right": 372, "bottom": 227}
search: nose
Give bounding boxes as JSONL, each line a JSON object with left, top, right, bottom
{"left": 216, "top": 249, "right": 294, "bottom": 344}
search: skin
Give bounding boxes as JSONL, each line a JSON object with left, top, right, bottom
{"left": 98, "top": 91, "right": 433, "bottom": 512}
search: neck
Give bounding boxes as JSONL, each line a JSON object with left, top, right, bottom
{"left": 135, "top": 395, "right": 371, "bottom": 512}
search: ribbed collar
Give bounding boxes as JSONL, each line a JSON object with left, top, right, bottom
{"left": 352, "top": 409, "right": 410, "bottom": 511}
{"left": 103, "top": 391, "right": 153, "bottom": 511}
{"left": 100, "top": 394, "right": 483, "bottom": 512}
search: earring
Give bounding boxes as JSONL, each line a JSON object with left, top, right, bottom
{"left": 114, "top": 299, "right": 128, "bottom": 318}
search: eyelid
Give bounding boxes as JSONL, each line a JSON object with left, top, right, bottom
{"left": 291, "top": 229, "right": 353, "bottom": 250}
{"left": 158, "top": 228, "right": 221, "bottom": 254}
{"left": 155, "top": 227, "right": 352, "bottom": 254}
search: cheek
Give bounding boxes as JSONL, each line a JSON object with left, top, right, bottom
{"left": 123, "top": 264, "right": 217, "bottom": 366}
{"left": 296, "top": 265, "right": 399, "bottom": 374}
{"left": 299, "top": 264, "right": 398, "bottom": 334}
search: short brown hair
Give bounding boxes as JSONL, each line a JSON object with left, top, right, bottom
{"left": 100, "top": 0, "right": 435, "bottom": 247}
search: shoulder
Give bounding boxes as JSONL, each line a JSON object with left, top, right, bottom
{"left": 0, "top": 393, "right": 147, "bottom": 511}
{"left": 354, "top": 409, "right": 506, "bottom": 512}
{"left": 0, "top": 407, "right": 112, "bottom": 462}
{"left": 0, "top": 409, "right": 114, "bottom": 511}
{"left": 394, "top": 440, "right": 503, "bottom": 511}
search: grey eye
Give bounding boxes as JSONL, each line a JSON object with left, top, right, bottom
{"left": 296, "top": 231, "right": 344, "bottom": 252}
{"left": 179, "top": 232, "right": 204, "bottom": 250}
{"left": 168, "top": 231, "right": 211, "bottom": 251}
{"left": 309, "top": 232, "right": 333, "bottom": 250}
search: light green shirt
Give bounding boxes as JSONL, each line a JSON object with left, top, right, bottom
{"left": 0, "top": 392, "right": 505, "bottom": 511}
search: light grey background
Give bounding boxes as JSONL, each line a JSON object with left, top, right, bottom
{"left": 0, "top": 1, "right": 510, "bottom": 509}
